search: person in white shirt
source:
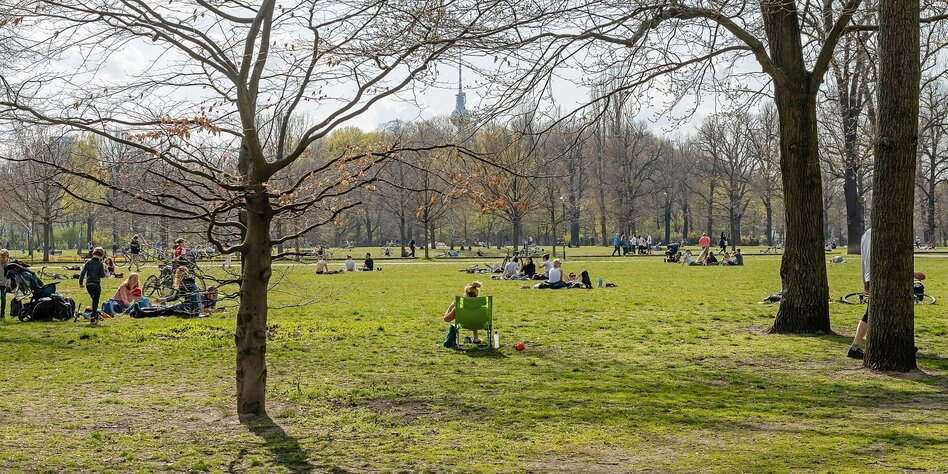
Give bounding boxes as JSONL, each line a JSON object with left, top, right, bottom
{"left": 541, "top": 254, "right": 553, "bottom": 277}
{"left": 848, "top": 228, "right": 926, "bottom": 359}
{"left": 344, "top": 255, "right": 356, "bottom": 272}
{"left": 503, "top": 257, "right": 519, "bottom": 279}
{"left": 535, "top": 259, "right": 567, "bottom": 288}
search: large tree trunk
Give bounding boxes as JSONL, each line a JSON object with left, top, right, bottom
{"left": 770, "top": 84, "right": 832, "bottom": 334}
{"left": 236, "top": 190, "right": 273, "bottom": 416}
{"left": 844, "top": 166, "right": 865, "bottom": 254}
{"left": 512, "top": 214, "right": 522, "bottom": 253}
{"left": 569, "top": 194, "right": 580, "bottom": 247}
{"left": 864, "top": 0, "right": 920, "bottom": 372}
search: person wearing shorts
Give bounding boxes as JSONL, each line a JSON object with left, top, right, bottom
{"left": 848, "top": 228, "right": 925, "bottom": 359}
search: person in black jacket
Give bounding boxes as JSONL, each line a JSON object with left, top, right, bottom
{"left": 79, "top": 247, "right": 107, "bottom": 324}
{"left": 129, "top": 235, "right": 143, "bottom": 272}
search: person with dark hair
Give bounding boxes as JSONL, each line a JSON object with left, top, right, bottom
{"left": 612, "top": 233, "right": 621, "bottom": 257}
{"left": 719, "top": 232, "right": 727, "bottom": 253}
{"left": 362, "top": 253, "right": 374, "bottom": 271}
{"left": 520, "top": 257, "right": 537, "bottom": 278}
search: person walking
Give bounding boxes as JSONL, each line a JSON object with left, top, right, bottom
{"left": 719, "top": 232, "right": 727, "bottom": 253}
{"left": 846, "top": 228, "right": 926, "bottom": 359}
{"left": 612, "top": 233, "right": 621, "bottom": 256}
{"left": 0, "top": 249, "right": 10, "bottom": 318}
{"left": 79, "top": 247, "right": 107, "bottom": 325}
{"left": 409, "top": 238, "right": 416, "bottom": 258}
{"left": 129, "top": 235, "right": 143, "bottom": 272}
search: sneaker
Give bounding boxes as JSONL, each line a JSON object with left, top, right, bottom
{"left": 463, "top": 336, "right": 472, "bottom": 344}
{"left": 847, "top": 346, "right": 864, "bottom": 359}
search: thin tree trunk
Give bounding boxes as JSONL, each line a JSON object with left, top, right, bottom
{"left": 864, "top": 0, "right": 920, "bottom": 372}
{"left": 236, "top": 190, "right": 273, "bottom": 416}
{"left": 706, "top": 181, "right": 714, "bottom": 237}
{"left": 42, "top": 222, "right": 50, "bottom": 262}
{"left": 398, "top": 214, "right": 407, "bottom": 257}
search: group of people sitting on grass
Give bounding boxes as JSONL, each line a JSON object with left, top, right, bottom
{"left": 96, "top": 266, "right": 220, "bottom": 320}
{"left": 681, "top": 248, "right": 743, "bottom": 266}
{"left": 315, "top": 253, "right": 376, "bottom": 274}
{"left": 492, "top": 254, "right": 592, "bottom": 289}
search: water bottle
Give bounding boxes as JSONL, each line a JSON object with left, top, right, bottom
{"left": 493, "top": 332, "right": 500, "bottom": 349}
{"left": 598, "top": 277, "right": 603, "bottom": 288}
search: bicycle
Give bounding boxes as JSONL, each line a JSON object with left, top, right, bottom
{"left": 839, "top": 282, "right": 936, "bottom": 305}
{"left": 143, "top": 260, "right": 207, "bottom": 298}
{"left": 37, "top": 267, "right": 71, "bottom": 281}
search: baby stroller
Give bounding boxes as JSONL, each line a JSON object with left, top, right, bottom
{"left": 5, "top": 262, "right": 76, "bottom": 322}
{"left": 664, "top": 243, "right": 682, "bottom": 263}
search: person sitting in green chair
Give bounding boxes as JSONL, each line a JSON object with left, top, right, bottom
{"left": 443, "top": 281, "right": 483, "bottom": 346}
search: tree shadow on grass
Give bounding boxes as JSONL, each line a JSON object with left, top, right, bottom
{"left": 239, "top": 414, "right": 314, "bottom": 473}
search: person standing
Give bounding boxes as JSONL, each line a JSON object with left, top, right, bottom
{"left": 409, "top": 238, "right": 416, "bottom": 258}
{"left": 719, "top": 232, "right": 727, "bottom": 253}
{"left": 79, "top": 247, "right": 107, "bottom": 325}
{"left": 174, "top": 238, "right": 186, "bottom": 259}
{"left": 612, "top": 233, "right": 621, "bottom": 256}
{"left": 129, "top": 235, "right": 143, "bottom": 272}
{"left": 223, "top": 240, "right": 233, "bottom": 268}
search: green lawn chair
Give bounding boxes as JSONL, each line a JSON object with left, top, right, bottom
{"left": 453, "top": 295, "right": 493, "bottom": 348}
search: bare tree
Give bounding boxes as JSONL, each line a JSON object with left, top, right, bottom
{"left": 0, "top": 0, "right": 525, "bottom": 416}
{"left": 917, "top": 80, "right": 948, "bottom": 245}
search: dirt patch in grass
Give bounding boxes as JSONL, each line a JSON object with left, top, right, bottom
{"left": 360, "top": 397, "right": 444, "bottom": 422}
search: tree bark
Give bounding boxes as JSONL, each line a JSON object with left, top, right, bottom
{"left": 236, "top": 189, "right": 273, "bottom": 416}
{"left": 770, "top": 84, "right": 832, "bottom": 334}
{"left": 864, "top": 0, "right": 920, "bottom": 372}
{"left": 663, "top": 198, "right": 672, "bottom": 244}
{"left": 42, "top": 221, "right": 51, "bottom": 262}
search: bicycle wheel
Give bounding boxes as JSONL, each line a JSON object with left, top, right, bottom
{"left": 916, "top": 294, "right": 936, "bottom": 305}
{"left": 114, "top": 253, "right": 128, "bottom": 267}
{"left": 157, "top": 277, "right": 176, "bottom": 298}
{"left": 840, "top": 292, "right": 869, "bottom": 305}
{"left": 143, "top": 275, "right": 160, "bottom": 296}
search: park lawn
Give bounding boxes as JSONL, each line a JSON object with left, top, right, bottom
{"left": 0, "top": 256, "right": 946, "bottom": 473}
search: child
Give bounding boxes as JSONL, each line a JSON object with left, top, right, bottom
{"left": 79, "top": 247, "right": 107, "bottom": 324}
{"left": 443, "top": 281, "right": 483, "bottom": 347}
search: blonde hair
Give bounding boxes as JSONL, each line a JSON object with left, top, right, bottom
{"left": 464, "top": 281, "right": 482, "bottom": 297}
{"left": 173, "top": 266, "right": 190, "bottom": 288}
{"left": 552, "top": 259, "right": 562, "bottom": 268}
{"left": 123, "top": 273, "right": 140, "bottom": 290}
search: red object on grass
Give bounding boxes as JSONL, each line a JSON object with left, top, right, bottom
{"left": 515, "top": 342, "right": 525, "bottom": 351}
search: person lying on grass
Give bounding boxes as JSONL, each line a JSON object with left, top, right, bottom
{"left": 443, "top": 281, "right": 483, "bottom": 346}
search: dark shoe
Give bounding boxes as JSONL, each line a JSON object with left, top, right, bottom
{"left": 847, "top": 346, "right": 864, "bottom": 359}
{"left": 463, "top": 336, "right": 472, "bottom": 344}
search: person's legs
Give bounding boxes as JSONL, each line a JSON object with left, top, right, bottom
{"left": 472, "top": 329, "right": 480, "bottom": 343}
{"left": 848, "top": 309, "right": 869, "bottom": 358}
{"left": 0, "top": 287, "right": 6, "bottom": 317}
{"left": 86, "top": 283, "right": 101, "bottom": 322}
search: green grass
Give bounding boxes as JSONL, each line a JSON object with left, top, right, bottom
{"left": 1, "top": 255, "right": 946, "bottom": 472}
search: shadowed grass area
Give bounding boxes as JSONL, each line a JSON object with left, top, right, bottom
{"left": 0, "top": 255, "right": 945, "bottom": 472}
